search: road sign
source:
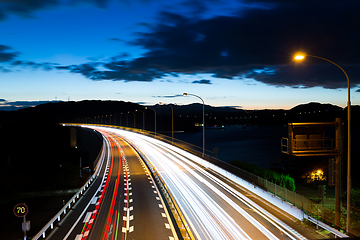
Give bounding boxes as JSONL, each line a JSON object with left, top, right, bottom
{"left": 13, "top": 203, "right": 28, "bottom": 217}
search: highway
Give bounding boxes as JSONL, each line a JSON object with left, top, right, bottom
{"left": 50, "top": 129, "right": 177, "bottom": 240}
{"left": 83, "top": 126, "right": 322, "bottom": 240}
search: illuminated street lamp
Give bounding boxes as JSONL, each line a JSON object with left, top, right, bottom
{"left": 183, "top": 93, "right": 205, "bottom": 158}
{"left": 135, "top": 109, "right": 145, "bottom": 130}
{"left": 159, "top": 102, "right": 174, "bottom": 143}
{"left": 128, "top": 111, "right": 136, "bottom": 128}
{"left": 294, "top": 53, "right": 351, "bottom": 233}
{"left": 145, "top": 107, "right": 156, "bottom": 136}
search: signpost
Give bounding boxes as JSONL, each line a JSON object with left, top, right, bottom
{"left": 14, "top": 203, "right": 30, "bottom": 240}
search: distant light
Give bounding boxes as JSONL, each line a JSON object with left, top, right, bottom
{"left": 294, "top": 55, "right": 305, "bottom": 60}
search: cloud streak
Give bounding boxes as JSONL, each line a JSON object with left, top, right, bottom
{"left": 1, "top": 0, "right": 359, "bottom": 90}
{"left": 192, "top": 79, "right": 211, "bottom": 84}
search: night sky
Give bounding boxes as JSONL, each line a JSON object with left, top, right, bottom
{"left": 1, "top": 0, "right": 359, "bottom": 110}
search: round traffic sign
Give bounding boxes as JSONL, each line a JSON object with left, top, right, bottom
{"left": 13, "top": 203, "right": 28, "bottom": 217}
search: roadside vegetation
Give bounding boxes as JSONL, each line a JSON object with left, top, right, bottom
{"left": 229, "top": 160, "right": 296, "bottom": 192}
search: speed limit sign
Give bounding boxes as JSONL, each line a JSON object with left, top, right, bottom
{"left": 13, "top": 203, "right": 28, "bottom": 217}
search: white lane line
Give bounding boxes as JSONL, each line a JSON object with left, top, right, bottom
{"left": 165, "top": 223, "right": 170, "bottom": 229}
{"left": 90, "top": 197, "right": 98, "bottom": 204}
{"left": 74, "top": 234, "right": 82, "bottom": 240}
{"left": 83, "top": 212, "right": 92, "bottom": 223}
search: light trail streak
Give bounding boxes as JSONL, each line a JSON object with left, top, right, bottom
{"left": 88, "top": 126, "right": 306, "bottom": 240}
{"left": 82, "top": 131, "right": 119, "bottom": 240}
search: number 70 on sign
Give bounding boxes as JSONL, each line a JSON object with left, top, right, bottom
{"left": 13, "top": 203, "right": 28, "bottom": 217}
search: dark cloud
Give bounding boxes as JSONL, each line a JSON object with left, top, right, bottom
{"left": 11, "top": 60, "right": 56, "bottom": 70}
{"left": 0, "top": 0, "right": 150, "bottom": 20}
{"left": 0, "top": 100, "right": 60, "bottom": 111}
{"left": 70, "top": 0, "right": 110, "bottom": 8}
{"left": 152, "top": 95, "right": 184, "bottom": 98}
{"left": 108, "top": 38, "right": 124, "bottom": 42}
{"left": 2, "top": 0, "right": 359, "bottom": 90}
{"left": 60, "top": 0, "right": 359, "bottom": 89}
{"left": 192, "top": 79, "right": 211, "bottom": 84}
{"left": 0, "top": 0, "right": 59, "bottom": 20}
{"left": 0, "top": 44, "right": 18, "bottom": 62}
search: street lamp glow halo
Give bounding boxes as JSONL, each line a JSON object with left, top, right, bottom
{"left": 294, "top": 55, "right": 305, "bottom": 60}
{"left": 294, "top": 52, "right": 307, "bottom": 60}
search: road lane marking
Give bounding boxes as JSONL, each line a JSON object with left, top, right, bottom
{"left": 74, "top": 234, "right": 82, "bottom": 240}
{"left": 90, "top": 197, "right": 98, "bottom": 204}
{"left": 83, "top": 212, "right": 92, "bottom": 223}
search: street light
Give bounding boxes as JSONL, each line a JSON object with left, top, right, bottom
{"left": 135, "top": 109, "right": 145, "bottom": 130}
{"left": 124, "top": 113, "right": 128, "bottom": 127}
{"left": 183, "top": 93, "right": 205, "bottom": 158}
{"left": 159, "top": 102, "right": 174, "bottom": 143}
{"left": 145, "top": 107, "right": 156, "bottom": 136}
{"left": 294, "top": 52, "right": 351, "bottom": 233}
{"left": 128, "top": 111, "right": 136, "bottom": 128}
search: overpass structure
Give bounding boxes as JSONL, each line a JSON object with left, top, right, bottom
{"left": 33, "top": 125, "right": 347, "bottom": 240}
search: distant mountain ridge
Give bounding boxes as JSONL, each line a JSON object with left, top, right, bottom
{"left": 0, "top": 100, "right": 358, "bottom": 130}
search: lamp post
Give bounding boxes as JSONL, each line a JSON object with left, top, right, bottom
{"left": 128, "top": 111, "right": 136, "bottom": 128}
{"left": 145, "top": 107, "right": 156, "bottom": 136}
{"left": 159, "top": 102, "right": 174, "bottom": 143}
{"left": 125, "top": 113, "right": 128, "bottom": 127}
{"left": 135, "top": 109, "right": 145, "bottom": 130}
{"left": 183, "top": 93, "right": 205, "bottom": 158}
{"left": 295, "top": 53, "right": 351, "bottom": 233}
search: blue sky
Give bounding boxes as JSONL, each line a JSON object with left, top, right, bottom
{"left": 1, "top": 0, "right": 359, "bottom": 110}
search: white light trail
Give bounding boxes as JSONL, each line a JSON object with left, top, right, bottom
{"left": 88, "top": 126, "right": 306, "bottom": 240}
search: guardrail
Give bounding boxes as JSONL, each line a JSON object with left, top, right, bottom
{"left": 306, "top": 215, "right": 348, "bottom": 238}
{"left": 32, "top": 139, "right": 105, "bottom": 240}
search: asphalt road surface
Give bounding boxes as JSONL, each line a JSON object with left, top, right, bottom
{"left": 89, "top": 126, "right": 324, "bottom": 240}
{"left": 50, "top": 129, "right": 177, "bottom": 240}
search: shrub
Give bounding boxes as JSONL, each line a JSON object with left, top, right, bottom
{"left": 230, "top": 160, "right": 296, "bottom": 192}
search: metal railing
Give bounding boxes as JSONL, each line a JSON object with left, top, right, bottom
{"left": 32, "top": 139, "right": 105, "bottom": 240}
{"left": 281, "top": 137, "right": 337, "bottom": 156}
